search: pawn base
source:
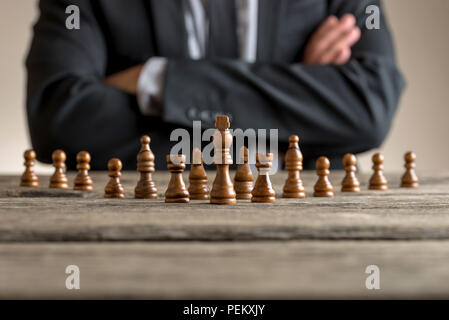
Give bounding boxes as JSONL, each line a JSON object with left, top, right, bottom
{"left": 400, "top": 182, "right": 419, "bottom": 188}
{"left": 313, "top": 191, "right": 334, "bottom": 197}
{"left": 341, "top": 187, "right": 360, "bottom": 193}
{"left": 165, "top": 197, "right": 190, "bottom": 203}
{"left": 369, "top": 185, "right": 388, "bottom": 191}
{"left": 135, "top": 192, "right": 158, "bottom": 199}
{"left": 50, "top": 184, "right": 69, "bottom": 189}
{"left": 251, "top": 196, "right": 276, "bottom": 203}
{"left": 282, "top": 192, "right": 306, "bottom": 199}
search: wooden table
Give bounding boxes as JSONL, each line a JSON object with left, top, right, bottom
{"left": 1, "top": 170, "right": 448, "bottom": 299}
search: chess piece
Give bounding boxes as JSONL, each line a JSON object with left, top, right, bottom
{"left": 234, "top": 146, "right": 254, "bottom": 199}
{"left": 341, "top": 153, "right": 360, "bottom": 192}
{"left": 20, "top": 149, "right": 39, "bottom": 187}
{"left": 313, "top": 156, "right": 334, "bottom": 197}
{"left": 104, "top": 158, "right": 125, "bottom": 198}
{"left": 49, "top": 149, "right": 69, "bottom": 189}
{"left": 369, "top": 153, "right": 388, "bottom": 190}
{"left": 282, "top": 135, "right": 305, "bottom": 198}
{"left": 135, "top": 135, "right": 158, "bottom": 199}
{"left": 401, "top": 151, "right": 419, "bottom": 188}
{"left": 210, "top": 115, "right": 236, "bottom": 204}
{"left": 74, "top": 151, "right": 93, "bottom": 191}
{"left": 165, "top": 154, "right": 189, "bottom": 203}
{"left": 188, "top": 148, "right": 210, "bottom": 200}
{"left": 251, "top": 153, "right": 276, "bottom": 203}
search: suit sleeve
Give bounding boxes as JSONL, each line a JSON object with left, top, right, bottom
{"left": 161, "top": 0, "right": 405, "bottom": 157}
{"left": 26, "top": 0, "right": 145, "bottom": 169}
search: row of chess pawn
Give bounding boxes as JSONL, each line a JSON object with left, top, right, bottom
{"left": 19, "top": 135, "right": 419, "bottom": 203}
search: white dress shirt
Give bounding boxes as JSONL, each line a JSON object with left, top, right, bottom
{"left": 137, "top": 0, "right": 258, "bottom": 116}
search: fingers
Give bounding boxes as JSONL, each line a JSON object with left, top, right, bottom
{"left": 311, "top": 16, "right": 339, "bottom": 42}
{"left": 313, "top": 14, "right": 356, "bottom": 55}
{"left": 333, "top": 47, "right": 352, "bottom": 65}
{"left": 302, "top": 14, "right": 361, "bottom": 65}
{"left": 318, "top": 26, "right": 361, "bottom": 64}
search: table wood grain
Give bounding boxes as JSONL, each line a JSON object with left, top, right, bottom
{"left": 0, "top": 170, "right": 448, "bottom": 298}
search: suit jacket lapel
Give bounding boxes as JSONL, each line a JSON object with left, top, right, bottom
{"left": 257, "top": 0, "right": 284, "bottom": 62}
{"left": 149, "top": 0, "right": 187, "bottom": 57}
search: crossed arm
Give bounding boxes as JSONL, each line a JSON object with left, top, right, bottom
{"left": 106, "top": 14, "right": 362, "bottom": 95}
{"left": 26, "top": 0, "right": 404, "bottom": 169}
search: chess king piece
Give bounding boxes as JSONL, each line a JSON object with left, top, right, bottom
{"left": 49, "top": 149, "right": 69, "bottom": 189}
{"left": 135, "top": 135, "right": 158, "bottom": 199}
{"left": 104, "top": 158, "right": 125, "bottom": 198}
{"left": 401, "top": 151, "right": 419, "bottom": 188}
{"left": 341, "top": 153, "right": 360, "bottom": 192}
{"left": 20, "top": 149, "right": 39, "bottom": 187}
{"left": 188, "top": 148, "right": 210, "bottom": 200}
{"left": 165, "top": 154, "right": 190, "bottom": 203}
{"left": 369, "top": 153, "right": 388, "bottom": 191}
{"left": 313, "top": 156, "right": 334, "bottom": 197}
{"left": 251, "top": 153, "right": 276, "bottom": 203}
{"left": 282, "top": 135, "right": 306, "bottom": 198}
{"left": 74, "top": 151, "right": 93, "bottom": 191}
{"left": 210, "top": 115, "right": 237, "bottom": 204}
{"left": 234, "top": 146, "right": 254, "bottom": 199}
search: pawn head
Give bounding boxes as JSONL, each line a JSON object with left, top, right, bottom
{"left": 108, "top": 158, "right": 122, "bottom": 171}
{"left": 141, "top": 135, "right": 151, "bottom": 145}
{"left": 256, "top": 153, "right": 274, "bottom": 163}
{"left": 343, "top": 153, "right": 357, "bottom": 167}
{"left": 289, "top": 135, "right": 299, "bottom": 144}
{"left": 52, "top": 149, "right": 66, "bottom": 163}
{"left": 316, "top": 156, "right": 330, "bottom": 170}
{"left": 167, "top": 154, "right": 186, "bottom": 165}
{"left": 77, "top": 151, "right": 91, "bottom": 164}
{"left": 192, "top": 148, "right": 203, "bottom": 164}
{"left": 372, "top": 153, "right": 384, "bottom": 164}
{"left": 24, "top": 149, "right": 36, "bottom": 161}
{"left": 404, "top": 151, "right": 416, "bottom": 163}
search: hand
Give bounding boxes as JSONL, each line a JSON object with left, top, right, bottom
{"left": 104, "top": 64, "right": 144, "bottom": 95}
{"left": 302, "top": 14, "right": 361, "bottom": 65}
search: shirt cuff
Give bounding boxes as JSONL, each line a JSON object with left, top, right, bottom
{"left": 137, "top": 57, "right": 168, "bottom": 116}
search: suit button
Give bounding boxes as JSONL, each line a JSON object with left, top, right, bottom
{"left": 199, "top": 110, "right": 212, "bottom": 123}
{"left": 186, "top": 107, "right": 197, "bottom": 120}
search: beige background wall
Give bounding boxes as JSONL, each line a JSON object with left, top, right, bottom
{"left": 0, "top": 0, "right": 448, "bottom": 174}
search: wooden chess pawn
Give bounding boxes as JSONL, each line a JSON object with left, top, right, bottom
{"left": 369, "top": 153, "right": 388, "bottom": 191}
{"left": 210, "top": 115, "right": 236, "bottom": 204}
{"left": 401, "top": 151, "right": 419, "bottom": 188}
{"left": 74, "top": 151, "right": 93, "bottom": 191}
{"left": 313, "top": 156, "right": 334, "bottom": 197}
{"left": 188, "top": 148, "right": 210, "bottom": 200}
{"left": 282, "top": 135, "right": 306, "bottom": 198}
{"left": 341, "top": 153, "right": 360, "bottom": 192}
{"left": 135, "top": 135, "right": 158, "bottom": 199}
{"left": 104, "top": 158, "right": 125, "bottom": 198}
{"left": 49, "top": 149, "right": 69, "bottom": 189}
{"left": 234, "top": 146, "right": 254, "bottom": 200}
{"left": 251, "top": 153, "right": 276, "bottom": 203}
{"left": 20, "top": 149, "right": 39, "bottom": 187}
{"left": 165, "top": 154, "right": 189, "bottom": 203}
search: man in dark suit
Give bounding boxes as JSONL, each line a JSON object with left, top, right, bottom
{"left": 26, "top": 0, "right": 405, "bottom": 170}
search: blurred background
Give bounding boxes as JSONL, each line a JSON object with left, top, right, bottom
{"left": 0, "top": 0, "right": 448, "bottom": 174}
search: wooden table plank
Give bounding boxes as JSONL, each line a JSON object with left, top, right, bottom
{"left": 0, "top": 171, "right": 448, "bottom": 241}
{"left": 1, "top": 241, "right": 449, "bottom": 299}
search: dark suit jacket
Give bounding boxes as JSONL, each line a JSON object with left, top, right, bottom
{"left": 26, "top": 0, "right": 405, "bottom": 170}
